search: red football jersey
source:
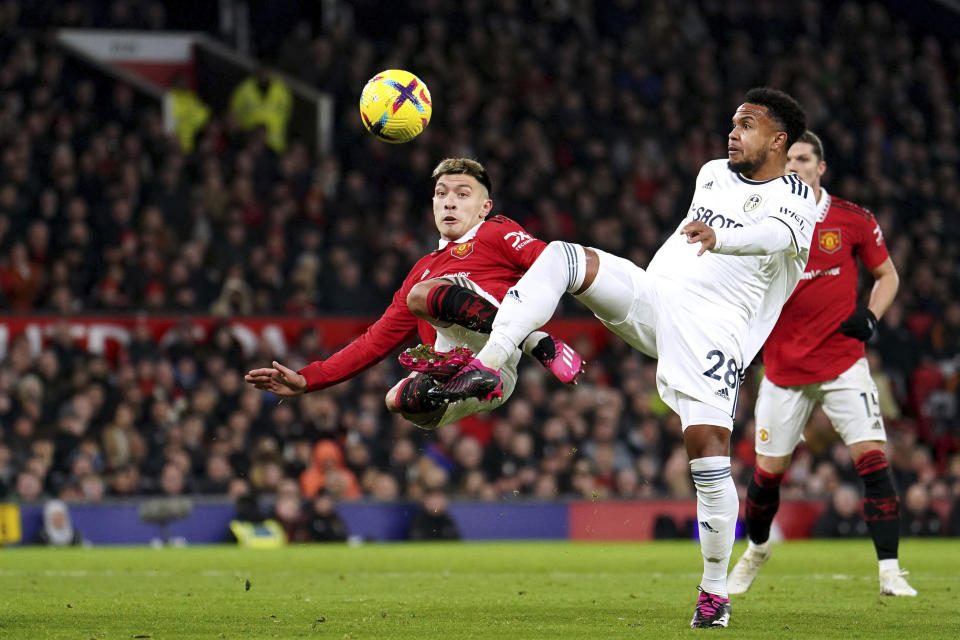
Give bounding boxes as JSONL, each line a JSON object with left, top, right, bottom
{"left": 299, "top": 216, "right": 546, "bottom": 391}
{"left": 763, "top": 190, "right": 889, "bottom": 386}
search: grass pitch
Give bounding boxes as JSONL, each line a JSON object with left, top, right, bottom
{"left": 1, "top": 539, "right": 957, "bottom": 639}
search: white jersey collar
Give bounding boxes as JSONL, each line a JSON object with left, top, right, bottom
{"left": 438, "top": 220, "right": 483, "bottom": 250}
{"left": 816, "top": 187, "right": 831, "bottom": 223}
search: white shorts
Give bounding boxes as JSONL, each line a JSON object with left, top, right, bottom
{"left": 754, "top": 358, "right": 886, "bottom": 456}
{"left": 578, "top": 249, "right": 739, "bottom": 430}
{"left": 675, "top": 392, "right": 737, "bottom": 431}
{"left": 418, "top": 276, "right": 521, "bottom": 430}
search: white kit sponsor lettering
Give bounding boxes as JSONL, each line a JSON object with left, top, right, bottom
{"left": 799, "top": 267, "right": 841, "bottom": 280}
{"left": 503, "top": 231, "right": 534, "bottom": 250}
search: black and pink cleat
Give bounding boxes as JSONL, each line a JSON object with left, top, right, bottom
{"left": 398, "top": 345, "right": 474, "bottom": 382}
{"left": 428, "top": 358, "right": 503, "bottom": 403}
{"left": 531, "top": 335, "right": 585, "bottom": 384}
{"left": 689, "top": 587, "right": 731, "bottom": 629}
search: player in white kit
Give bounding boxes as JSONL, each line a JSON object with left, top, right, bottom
{"left": 433, "top": 88, "right": 818, "bottom": 629}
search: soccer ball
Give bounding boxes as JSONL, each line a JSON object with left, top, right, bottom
{"left": 359, "top": 69, "right": 432, "bottom": 143}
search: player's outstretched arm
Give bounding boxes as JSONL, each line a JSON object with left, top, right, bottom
{"left": 683, "top": 217, "right": 794, "bottom": 257}
{"left": 245, "top": 361, "right": 307, "bottom": 397}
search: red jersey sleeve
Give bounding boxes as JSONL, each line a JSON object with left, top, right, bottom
{"left": 297, "top": 264, "right": 422, "bottom": 392}
{"left": 855, "top": 208, "right": 889, "bottom": 270}
{"left": 487, "top": 215, "right": 547, "bottom": 270}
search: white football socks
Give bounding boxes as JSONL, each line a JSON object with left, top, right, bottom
{"left": 879, "top": 558, "right": 900, "bottom": 574}
{"left": 691, "top": 456, "right": 738, "bottom": 599}
{"left": 477, "top": 242, "right": 586, "bottom": 370}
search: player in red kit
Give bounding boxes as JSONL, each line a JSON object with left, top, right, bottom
{"left": 244, "top": 158, "right": 583, "bottom": 429}
{"left": 728, "top": 132, "right": 915, "bottom": 597}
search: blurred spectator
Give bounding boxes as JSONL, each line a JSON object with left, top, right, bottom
{"left": 369, "top": 472, "right": 401, "bottom": 501}
{"left": 198, "top": 454, "right": 235, "bottom": 494}
{"left": 408, "top": 490, "right": 460, "bottom": 541}
{"left": 102, "top": 403, "right": 147, "bottom": 471}
{"left": 234, "top": 490, "right": 264, "bottom": 524}
{"left": 80, "top": 473, "right": 106, "bottom": 502}
{"left": 0, "top": 1, "right": 953, "bottom": 529}
{"left": 948, "top": 499, "right": 960, "bottom": 537}
{"left": 163, "top": 73, "right": 210, "bottom": 153}
{"left": 306, "top": 491, "right": 348, "bottom": 542}
{"left": 14, "top": 470, "right": 46, "bottom": 502}
{"left": 229, "top": 67, "right": 292, "bottom": 153}
{"left": 900, "top": 484, "right": 943, "bottom": 537}
{"left": 271, "top": 492, "right": 310, "bottom": 543}
{"left": 158, "top": 463, "right": 188, "bottom": 496}
{"left": 210, "top": 274, "right": 254, "bottom": 316}
{"left": 813, "top": 485, "right": 868, "bottom": 538}
{"left": 299, "top": 440, "right": 360, "bottom": 499}
{"left": 0, "top": 242, "right": 43, "bottom": 310}
{"left": 33, "top": 499, "right": 84, "bottom": 546}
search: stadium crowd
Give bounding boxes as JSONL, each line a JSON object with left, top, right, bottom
{"left": 0, "top": 0, "right": 959, "bottom": 538}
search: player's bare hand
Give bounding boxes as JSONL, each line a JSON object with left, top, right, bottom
{"left": 681, "top": 221, "right": 716, "bottom": 256}
{"left": 244, "top": 360, "right": 307, "bottom": 397}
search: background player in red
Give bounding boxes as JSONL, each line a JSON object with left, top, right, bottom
{"left": 245, "top": 158, "right": 583, "bottom": 429}
{"left": 728, "top": 131, "right": 914, "bottom": 596}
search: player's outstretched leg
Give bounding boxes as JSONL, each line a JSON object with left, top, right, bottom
{"left": 423, "top": 283, "right": 585, "bottom": 383}
{"left": 425, "top": 283, "right": 499, "bottom": 332}
{"left": 432, "top": 242, "right": 587, "bottom": 401}
{"left": 688, "top": 455, "right": 736, "bottom": 627}
{"left": 728, "top": 466, "right": 782, "bottom": 594}
{"left": 855, "top": 448, "right": 917, "bottom": 596}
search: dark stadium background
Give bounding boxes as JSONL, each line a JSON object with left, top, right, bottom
{"left": 0, "top": 0, "right": 958, "bottom": 545}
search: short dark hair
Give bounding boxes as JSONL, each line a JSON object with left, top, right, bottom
{"left": 795, "top": 130, "right": 825, "bottom": 162}
{"left": 431, "top": 158, "right": 492, "bottom": 197}
{"left": 743, "top": 88, "right": 807, "bottom": 150}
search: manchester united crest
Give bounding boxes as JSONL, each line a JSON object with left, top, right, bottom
{"left": 451, "top": 242, "right": 474, "bottom": 259}
{"left": 818, "top": 229, "right": 841, "bottom": 254}
{"left": 759, "top": 429, "right": 770, "bottom": 443}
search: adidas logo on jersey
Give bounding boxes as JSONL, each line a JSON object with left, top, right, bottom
{"left": 872, "top": 421, "right": 882, "bottom": 430}
{"left": 507, "top": 289, "right": 521, "bottom": 303}
{"left": 714, "top": 387, "right": 730, "bottom": 400}
{"left": 701, "top": 181, "right": 713, "bottom": 189}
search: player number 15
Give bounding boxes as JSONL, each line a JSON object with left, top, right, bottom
{"left": 859, "top": 391, "right": 881, "bottom": 418}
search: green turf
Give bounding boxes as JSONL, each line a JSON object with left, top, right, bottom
{"left": 1, "top": 539, "right": 957, "bottom": 639}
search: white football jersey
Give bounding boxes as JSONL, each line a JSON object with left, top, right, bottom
{"left": 647, "top": 159, "right": 817, "bottom": 366}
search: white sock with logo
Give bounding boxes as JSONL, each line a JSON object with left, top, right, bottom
{"left": 476, "top": 241, "right": 585, "bottom": 369}
{"left": 691, "top": 456, "right": 738, "bottom": 599}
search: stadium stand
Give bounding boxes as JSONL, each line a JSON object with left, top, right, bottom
{"left": 0, "top": 0, "right": 957, "bottom": 538}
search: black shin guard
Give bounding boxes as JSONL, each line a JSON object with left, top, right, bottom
{"left": 426, "top": 284, "right": 498, "bottom": 333}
